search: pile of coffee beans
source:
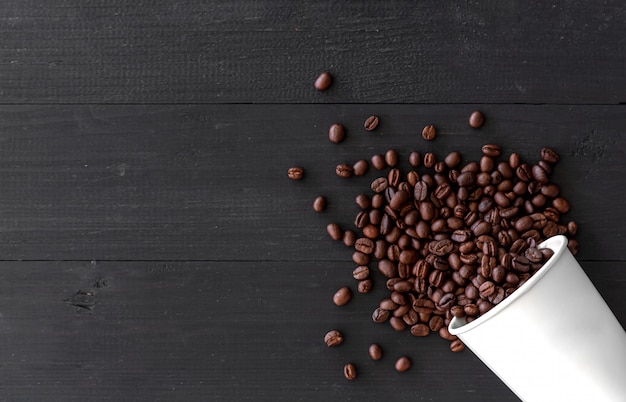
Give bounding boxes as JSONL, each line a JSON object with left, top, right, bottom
{"left": 296, "top": 76, "right": 579, "bottom": 381}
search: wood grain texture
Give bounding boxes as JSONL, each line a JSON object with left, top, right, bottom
{"left": 0, "top": 104, "right": 624, "bottom": 261}
{"left": 0, "top": 261, "right": 622, "bottom": 401}
{"left": 0, "top": 1, "right": 625, "bottom": 104}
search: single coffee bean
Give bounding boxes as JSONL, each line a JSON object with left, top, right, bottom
{"left": 385, "top": 149, "right": 399, "bottom": 167}
{"left": 336, "top": 163, "right": 353, "bottom": 178}
{"left": 352, "top": 251, "right": 370, "bottom": 265}
{"left": 423, "top": 152, "right": 435, "bottom": 168}
{"left": 531, "top": 164, "right": 548, "bottom": 183}
{"left": 326, "top": 223, "right": 343, "bottom": 241}
{"left": 314, "top": 71, "right": 333, "bottom": 91}
{"left": 390, "top": 190, "right": 410, "bottom": 210}
{"left": 371, "top": 154, "right": 386, "bottom": 170}
{"left": 328, "top": 123, "right": 346, "bottom": 143}
{"left": 364, "top": 115, "right": 379, "bottom": 131}
{"left": 353, "top": 266, "right": 370, "bottom": 280}
{"left": 481, "top": 144, "right": 502, "bottom": 157}
{"left": 372, "top": 307, "right": 390, "bottom": 323}
{"left": 469, "top": 111, "right": 485, "bottom": 128}
{"left": 371, "top": 177, "right": 389, "bottom": 193}
{"left": 450, "top": 339, "right": 465, "bottom": 352}
{"left": 355, "top": 238, "right": 375, "bottom": 254}
{"left": 422, "top": 124, "right": 437, "bottom": 141}
{"left": 479, "top": 281, "right": 495, "bottom": 298}
{"left": 287, "top": 166, "right": 304, "bottom": 180}
{"left": 389, "top": 316, "right": 407, "bottom": 331}
{"left": 358, "top": 279, "right": 373, "bottom": 293}
{"left": 352, "top": 159, "right": 369, "bottom": 176}
{"left": 541, "top": 147, "right": 560, "bottom": 164}
{"left": 324, "top": 330, "right": 343, "bottom": 347}
{"left": 369, "top": 344, "right": 383, "bottom": 361}
{"left": 552, "top": 197, "right": 570, "bottom": 214}
{"left": 395, "top": 356, "right": 412, "bottom": 372}
{"left": 343, "top": 230, "right": 356, "bottom": 247}
{"left": 409, "top": 151, "right": 422, "bottom": 167}
{"left": 333, "top": 286, "right": 352, "bottom": 306}
{"left": 343, "top": 363, "right": 357, "bottom": 380}
{"left": 567, "top": 221, "right": 578, "bottom": 236}
{"left": 312, "top": 195, "right": 327, "bottom": 212}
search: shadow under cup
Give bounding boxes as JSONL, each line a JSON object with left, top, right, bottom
{"left": 448, "top": 235, "right": 626, "bottom": 402}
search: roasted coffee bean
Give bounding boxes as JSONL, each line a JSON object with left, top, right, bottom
{"left": 479, "top": 281, "right": 495, "bottom": 298}
{"left": 378, "top": 259, "right": 398, "bottom": 278}
{"left": 456, "top": 171, "right": 475, "bottom": 187}
{"left": 369, "top": 344, "right": 383, "bottom": 360}
{"left": 414, "top": 181, "right": 429, "bottom": 201}
{"left": 385, "top": 149, "right": 399, "bottom": 167}
{"left": 541, "top": 147, "right": 560, "bottom": 164}
{"left": 357, "top": 279, "right": 373, "bottom": 293}
{"left": 444, "top": 151, "right": 462, "bottom": 168}
{"left": 469, "top": 111, "right": 485, "bottom": 128}
{"left": 313, "top": 196, "right": 326, "bottom": 212}
{"left": 352, "top": 251, "right": 370, "bottom": 265}
{"left": 355, "top": 194, "right": 371, "bottom": 209}
{"left": 422, "top": 124, "right": 437, "bottom": 141}
{"left": 287, "top": 166, "right": 304, "bottom": 180}
{"left": 450, "top": 339, "right": 465, "bottom": 352}
{"left": 372, "top": 307, "right": 390, "bottom": 323}
{"left": 343, "top": 230, "right": 356, "bottom": 247}
{"left": 532, "top": 164, "right": 548, "bottom": 183}
{"left": 371, "top": 154, "right": 386, "bottom": 170}
{"left": 344, "top": 363, "right": 357, "bottom": 380}
{"left": 512, "top": 255, "right": 530, "bottom": 273}
{"left": 364, "top": 115, "right": 379, "bottom": 131}
{"left": 395, "top": 356, "right": 412, "bottom": 372}
{"left": 328, "top": 123, "right": 346, "bottom": 143}
{"left": 568, "top": 239, "right": 580, "bottom": 255}
{"left": 371, "top": 177, "right": 389, "bottom": 193}
{"left": 353, "top": 266, "right": 370, "bottom": 280}
{"left": 352, "top": 159, "right": 369, "bottom": 176}
{"left": 481, "top": 144, "right": 502, "bottom": 157}
{"left": 333, "top": 287, "right": 352, "bottom": 306}
{"left": 326, "top": 223, "right": 343, "bottom": 241}
{"left": 552, "top": 197, "right": 570, "bottom": 214}
{"left": 409, "top": 151, "right": 422, "bottom": 167}
{"left": 567, "top": 221, "right": 578, "bottom": 236}
{"left": 314, "top": 71, "right": 333, "bottom": 91}
{"left": 324, "top": 330, "right": 344, "bottom": 347}
{"left": 355, "top": 238, "right": 375, "bottom": 254}
{"left": 410, "top": 323, "right": 430, "bottom": 337}
{"left": 390, "top": 190, "right": 410, "bottom": 210}
{"left": 525, "top": 247, "right": 543, "bottom": 262}
{"left": 336, "top": 163, "right": 353, "bottom": 178}
{"left": 389, "top": 316, "right": 407, "bottom": 331}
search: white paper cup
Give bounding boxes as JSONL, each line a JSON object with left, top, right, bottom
{"left": 449, "top": 235, "right": 626, "bottom": 402}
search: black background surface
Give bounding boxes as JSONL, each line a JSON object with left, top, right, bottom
{"left": 0, "top": 2, "right": 625, "bottom": 401}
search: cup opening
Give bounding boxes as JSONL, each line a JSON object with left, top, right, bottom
{"left": 448, "top": 235, "right": 569, "bottom": 335}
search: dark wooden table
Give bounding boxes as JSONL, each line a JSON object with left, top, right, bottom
{"left": 1, "top": 2, "right": 625, "bottom": 401}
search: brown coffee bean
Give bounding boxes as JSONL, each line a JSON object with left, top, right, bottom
{"left": 369, "top": 344, "right": 383, "bottom": 361}
{"left": 324, "top": 330, "right": 344, "bottom": 347}
{"left": 385, "top": 149, "right": 399, "bottom": 167}
{"left": 371, "top": 177, "right": 389, "bottom": 193}
{"left": 314, "top": 71, "right": 333, "bottom": 91}
{"left": 450, "top": 339, "right": 465, "bottom": 352}
{"left": 481, "top": 144, "right": 502, "bottom": 157}
{"left": 552, "top": 197, "right": 570, "bottom": 214}
{"left": 328, "top": 123, "right": 346, "bottom": 143}
{"left": 371, "top": 154, "right": 386, "bottom": 170}
{"left": 422, "top": 124, "right": 437, "bottom": 141}
{"left": 352, "top": 159, "right": 369, "bottom": 176}
{"left": 336, "top": 163, "right": 353, "bottom": 178}
{"left": 364, "top": 115, "right": 379, "bottom": 131}
{"left": 355, "top": 238, "right": 375, "bottom": 254}
{"left": 479, "top": 281, "right": 495, "bottom": 298}
{"left": 326, "top": 223, "right": 343, "bottom": 241}
{"left": 352, "top": 266, "right": 370, "bottom": 280}
{"left": 395, "top": 356, "right": 412, "bottom": 372}
{"left": 423, "top": 152, "right": 435, "bottom": 168}
{"left": 312, "top": 196, "right": 326, "bottom": 212}
{"left": 541, "top": 147, "right": 560, "bottom": 164}
{"left": 358, "top": 279, "right": 373, "bottom": 293}
{"left": 287, "top": 166, "right": 304, "bottom": 180}
{"left": 343, "top": 230, "right": 356, "bottom": 247}
{"left": 469, "top": 111, "right": 485, "bottom": 128}
{"left": 372, "top": 307, "right": 390, "bottom": 323}
{"left": 333, "top": 287, "right": 352, "bottom": 306}
{"left": 409, "top": 151, "right": 422, "bottom": 167}
{"left": 343, "top": 363, "right": 357, "bottom": 380}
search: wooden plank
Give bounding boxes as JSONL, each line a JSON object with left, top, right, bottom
{"left": 0, "top": 1, "right": 625, "bottom": 104}
{"left": 0, "top": 260, "right": 622, "bottom": 401}
{"left": 0, "top": 104, "right": 624, "bottom": 261}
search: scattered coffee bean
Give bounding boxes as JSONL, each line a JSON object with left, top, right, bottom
{"left": 324, "top": 330, "right": 344, "bottom": 347}
{"left": 344, "top": 363, "right": 357, "bottom": 380}
{"left": 287, "top": 166, "right": 304, "bottom": 180}
{"left": 353, "top": 159, "right": 369, "bottom": 176}
{"left": 326, "top": 223, "right": 343, "bottom": 241}
{"left": 364, "top": 115, "right": 380, "bottom": 131}
{"left": 385, "top": 149, "right": 399, "bottom": 167}
{"left": 313, "top": 196, "right": 326, "bottom": 212}
{"left": 314, "top": 71, "right": 333, "bottom": 91}
{"left": 336, "top": 163, "right": 354, "bottom": 178}
{"left": 450, "top": 339, "right": 465, "bottom": 353}
{"left": 422, "top": 124, "right": 437, "bottom": 141}
{"left": 409, "top": 151, "right": 422, "bottom": 167}
{"left": 369, "top": 343, "right": 383, "bottom": 360}
{"left": 333, "top": 286, "right": 352, "bottom": 306}
{"left": 328, "top": 123, "right": 346, "bottom": 143}
{"left": 371, "top": 154, "right": 386, "bottom": 170}
{"left": 395, "top": 356, "right": 411, "bottom": 372}
{"left": 469, "top": 111, "right": 485, "bottom": 128}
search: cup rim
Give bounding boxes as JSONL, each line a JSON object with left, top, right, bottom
{"left": 448, "top": 234, "right": 569, "bottom": 335}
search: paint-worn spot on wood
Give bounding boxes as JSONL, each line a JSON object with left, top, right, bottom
{"left": 64, "top": 290, "right": 96, "bottom": 312}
